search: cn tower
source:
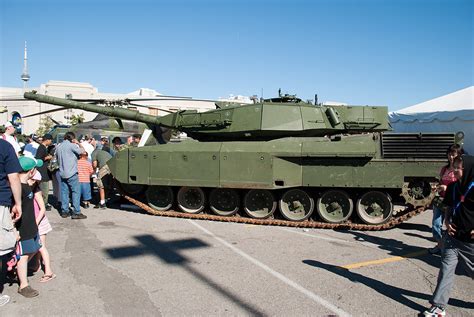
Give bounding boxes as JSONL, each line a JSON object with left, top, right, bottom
{"left": 21, "top": 41, "right": 30, "bottom": 90}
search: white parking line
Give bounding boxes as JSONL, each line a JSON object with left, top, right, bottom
{"left": 188, "top": 220, "right": 351, "bottom": 317}
{"left": 280, "top": 227, "right": 352, "bottom": 243}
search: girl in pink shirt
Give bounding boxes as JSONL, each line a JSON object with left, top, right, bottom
{"left": 429, "top": 144, "right": 464, "bottom": 254}
{"left": 29, "top": 170, "right": 56, "bottom": 282}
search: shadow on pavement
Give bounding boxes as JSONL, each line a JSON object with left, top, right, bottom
{"left": 348, "top": 231, "right": 471, "bottom": 277}
{"left": 404, "top": 232, "right": 434, "bottom": 242}
{"left": 104, "top": 234, "right": 265, "bottom": 316}
{"left": 349, "top": 231, "right": 442, "bottom": 269}
{"left": 397, "top": 222, "right": 432, "bottom": 233}
{"left": 302, "top": 259, "right": 473, "bottom": 312}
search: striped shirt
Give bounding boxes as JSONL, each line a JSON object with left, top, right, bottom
{"left": 77, "top": 158, "right": 94, "bottom": 183}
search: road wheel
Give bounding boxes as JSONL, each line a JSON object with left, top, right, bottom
{"left": 316, "top": 190, "right": 353, "bottom": 223}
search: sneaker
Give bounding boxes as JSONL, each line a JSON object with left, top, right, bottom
{"left": 60, "top": 212, "right": 70, "bottom": 218}
{"left": 0, "top": 294, "right": 10, "bottom": 306}
{"left": 83, "top": 202, "right": 90, "bottom": 209}
{"left": 71, "top": 213, "right": 87, "bottom": 219}
{"left": 429, "top": 246, "right": 441, "bottom": 255}
{"left": 94, "top": 203, "right": 106, "bottom": 209}
{"left": 45, "top": 205, "right": 52, "bottom": 211}
{"left": 18, "top": 285, "right": 39, "bottom": 298}
{"left": 423, "top": 305, "right": 446, "bottom": 316}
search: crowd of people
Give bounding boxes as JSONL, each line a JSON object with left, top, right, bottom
{"left": 0, "top": 121, "right": 140, "bottom": 305}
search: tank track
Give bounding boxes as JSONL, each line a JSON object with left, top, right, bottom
{"left": 122, "top": 194, "right": 426, "bottom": 231}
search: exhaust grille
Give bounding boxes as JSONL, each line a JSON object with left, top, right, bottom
{"left": 382, "top": 133, "right": 455, "bottom": 159}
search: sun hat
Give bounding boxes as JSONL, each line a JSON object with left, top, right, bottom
{"left": 4, "top": 121, "right": 13, "bottom": 128}
{"left": 18, "top": 156, "right": 43, "bottom": 172}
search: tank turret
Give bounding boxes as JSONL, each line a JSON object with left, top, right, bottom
{"left": 24, "top": 91, "right": 390, "bottom": 142}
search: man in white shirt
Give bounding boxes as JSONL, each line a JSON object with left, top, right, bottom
{"left": 80, "top": 136, "right": 95, "bottom": 162}
{"left": 1, "top": 122, "right": 21, "bottom": 156}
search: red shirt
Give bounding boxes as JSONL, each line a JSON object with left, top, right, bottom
{"left": 77, "top": 159, "right": 93, "bottom": 183}
{"left": 439, "top": 166, "right": 457, "bottom": 197}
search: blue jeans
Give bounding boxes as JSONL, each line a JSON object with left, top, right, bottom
{"left": 60, "top": 173, "right": 81, "bottom": 215}
{"left": 432, "top": 206, "right": 444, "bottom": 243}
{"left": 79, "top": 182, "right": 92, "bottom": 201}
{"left": 431, "top": 235, "right": 474, "bottom": 308}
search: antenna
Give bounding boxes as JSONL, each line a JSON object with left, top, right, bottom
{"left": 21, "top": 41, "right": 30, "bottom": 90}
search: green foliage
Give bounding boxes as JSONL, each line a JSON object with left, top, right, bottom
{"left": 36, "top": 116, "right": 55, "bottom": 136}
{"left": 70, "top": 113, "right": 85, "bottom": 125}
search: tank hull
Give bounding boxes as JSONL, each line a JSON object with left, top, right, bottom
{"left": 109, "top": 134, "right": 442, "bottom": 191}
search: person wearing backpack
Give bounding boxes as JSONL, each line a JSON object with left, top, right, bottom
{"left": 423, "top": 155, "right": 474, "bottom": 316}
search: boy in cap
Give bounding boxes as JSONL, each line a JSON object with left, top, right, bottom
{"left": 15, "top": 156, "right": 44, "bottom": 298}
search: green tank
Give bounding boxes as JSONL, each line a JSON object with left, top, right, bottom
{"left": 24, "top": 91, "right": 460, "bottom": 225}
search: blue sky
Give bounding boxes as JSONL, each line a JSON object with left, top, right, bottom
{"left": 0, "top": 0, "right": 472, "bottom": 111}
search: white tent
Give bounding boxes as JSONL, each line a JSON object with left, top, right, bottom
{"left": 389, "top": 86, "right": 474, "bottom": 154}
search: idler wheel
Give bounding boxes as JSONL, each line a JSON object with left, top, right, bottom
{"left": 401, "top": 180, "right": 436, "bottom": 208}
{"left": 209, "top": 188, "right": 239, "bottom": 216}
{"left": 243, "top": 190, "right": 276, "bottom": 219}
{"left": 279, "top": 189, "right": 314, "bottom": 221}
{"left": 316, "top": 190, "right": 353, "bottom": 223}
{"left": 356, "top": 191, "right": 393, "bottom": 225}
{"left": 146, "top": 186, "right": 173, "bottom": 211}
{"left": 177, "top": 187, "right": 206, "bottom": 214}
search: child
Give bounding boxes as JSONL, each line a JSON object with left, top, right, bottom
{"left": 77, "top": 152, "right": 94, "bottom": 208}
{"left": 15, "top": 156, "right": 44, "bottom": 298}
{"left": 29, "top": 170, "right": 56, "bottom": 283}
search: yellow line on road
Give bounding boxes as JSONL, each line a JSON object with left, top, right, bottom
{"left": 340, "top": 249, "right": 428, "bottom": 269}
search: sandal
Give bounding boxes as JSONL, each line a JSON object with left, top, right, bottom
{"left": 39, "top": 273, "right": 57, "bottom": 283}
{"left": 18, "top": 285, "right": 39, "bottom": 298}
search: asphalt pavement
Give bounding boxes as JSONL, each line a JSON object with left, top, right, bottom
{"left": 1, "top": 204, "right": 473, "bottom": 316}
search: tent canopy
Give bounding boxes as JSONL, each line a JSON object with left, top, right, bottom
{"left": 389, "top": 86, "right": 474, "bottom": 154}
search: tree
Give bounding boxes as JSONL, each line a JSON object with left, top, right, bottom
{"left": 70, "top": 113, "right": 85, "bottom": 125}
{"left": 36, "top": 116, "right": 55, "bottom": 136}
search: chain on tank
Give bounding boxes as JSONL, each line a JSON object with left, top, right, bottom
{"left": 122, "top": 194, "right": 427, "bottom": 231}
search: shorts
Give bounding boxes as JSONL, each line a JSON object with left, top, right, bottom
{"left": 80, "top": 182, "right": 92, "bottom": 201}
{"left": 96, "top": 165, "right": 111, "bottom": 189}
{"left": 18, "top": 234, "right": 42, "bottom": 256}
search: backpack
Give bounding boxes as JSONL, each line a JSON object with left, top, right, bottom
{"left": 0, "top": 207, "right": 16, "bottom": 253}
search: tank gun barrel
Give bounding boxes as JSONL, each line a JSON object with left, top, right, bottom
{"left": 24, "top": 91, "right": 180, "bottom": 128}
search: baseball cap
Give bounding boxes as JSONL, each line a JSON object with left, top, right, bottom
{"left": 4, "top": 121, "right": 13, "bottom": 128}
{"left": 43, "top": 133, "right": 53, "bottom": 140}
{"left": 32, "top": 170, "right": 42, "bottom": 181}
{"left": 18, "top": 156, "right": 44, "bottom": 172}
